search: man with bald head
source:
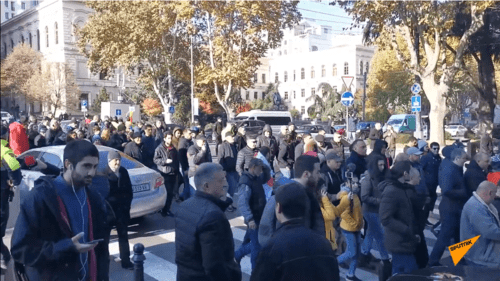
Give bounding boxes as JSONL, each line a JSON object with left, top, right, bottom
{"left": 464, "top": 153, "right": 491, "bottom": 197}
{"left": 175, "top": 163, "right": 241, "bottom": 281}
{"left": 460, "top": 181, "right": 500, "bottom": 268}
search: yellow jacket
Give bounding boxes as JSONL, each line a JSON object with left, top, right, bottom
{"left": 320, "top": 196, "right": 338, "bottom": 250}
{"left": 334, "top": 191, "right": 364, "bottom": 232}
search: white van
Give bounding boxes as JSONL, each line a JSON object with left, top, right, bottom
{"left": 383, "top": 114, "right": 416, "bottom": 133}
{"left": 234, "top": 110, "right": 292, "bottom": 135}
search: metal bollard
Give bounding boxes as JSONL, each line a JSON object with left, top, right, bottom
{"left": 132, "top": 243, "right": 146, "bottom": 281}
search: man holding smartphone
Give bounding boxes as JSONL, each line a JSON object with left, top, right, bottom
{"left": 11, "top": 140, "right": 110, "bottom": 281}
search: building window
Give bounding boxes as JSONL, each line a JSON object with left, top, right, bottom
{"left": 54, "top": 22, "right": 58, "bottom": 44}
{"left": 254, "top": 92, "right": 258, "bottom": 99}
{"left": 99, "top": 70, "right": 107, "bottom": 80}
{"left": 36, "top": 29, "right": 40, "bottom": 50}
{"left": 45, "top": 26, "right": 49, "bottom": 47}
{"left": 311, "top": 88, "right": 315, "bottom": 97}
{"left": 301, "top": 68, "right": 305, "bottom": 79}
{"left": 284, "top": 50, "right": 287, "bottom": 55}
{"left": 21, "top": 2, "right": 25, "bottom": 9}
{"left": 324, "top": 28, "right": 328, "bottom": 34}
{"left": 4, "top": 1, "right": 8, "bottom": 7}
{"left": 344, "top": 62, "right": 349, "bottom": 75}
{"left": 301, "top": 106, "right": 305, "bottom": 115}
{"left": 366, "top": 62, "right": 369, "bottom": 74}
{"left": 321, "top": 65, "right": 326, "bottom": 77}
{"left": 293, "top": 91, "right": 296, "bottom": 99}
{"left": 254, "top": 73, "right": 257, "bottom": 83}
{"left": 278, "top": 51, "right": 281, "bottom": 56}
{"left": 29, "top": 32, "right": 32, "bottom": 47}
{"left": 332, "top": 64, "right": 337, "bottom": 76}
{"left": 21, "top": 35, "right": 24, "bottom": 44}
{"left": 3, "top": 43, "right": 6, "bottom": 58}
{"left": 4, "top": 12, "right": 8, "bottom": 19}
{"left": 311, "top": 67, "right": 315, "bottom": 79}
{"left": 284, "top": 92, "right": 288, "bottom": 100}
{"left": 245, "top": 91, "right": 250, "bottom": 100}
{"left": 333, "top": 86, "right": 337, "bottom": 93}
{"left": 262, "top": 74, "right": 266, "bottom": 84}
{"left": 360, "top": 61, "right": 363, "bottom": 75}
{"left": 284, "top": 71, "right": 288, "bottom": 82}
{"left": 275, "top": 72, "right": 279, "bottom": 83}
{"left": 301, "top": 89, "right": 305, "bottom": 98}
{"left": 10, "top": 39, "right": 14, "bottom": 49}
{"left": 10, "top": 1, "right": 14, "bottom": 11}
{"left": 293, "top": 70, "right": 296, "bottom": 81}
{"left": 311, "top": 46, "right": 318, "bottom": 52}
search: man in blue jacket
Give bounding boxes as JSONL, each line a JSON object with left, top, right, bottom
{"left": 428, "top": 148, "right": 468, "bottom": 267}
{"left": 11, "top": 140, "right": 110, "bottom": 280}
{"left": 235, "top": 158, "right": 271, "bottom": 269}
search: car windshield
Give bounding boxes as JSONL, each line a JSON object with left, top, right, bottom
{"left": 387, "top": 119, "right": 403, "bottom": 125}
{"left": 449, "top": 125, "right": 458, "bottom": 129}
{"left": 298, "top": 125, "right": 313, "bottom": 129}
{"left": 356, "top": 123, "right": 370, "bottom": 129}
{"left": 1, "top": 113, "right": 7, "bottom": 117}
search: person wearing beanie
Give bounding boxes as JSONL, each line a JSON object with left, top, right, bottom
{"left": 185, "top": 133, "right": 212, "bottom": 199}
{"left": 236, "top": 134, "right": 259, "bottom": 175}
{"left": 124, "top": 132, "right": 143, "bottom": 164}
{"left": 251, "top": 182, "right": 340, "bottom": 281}
{"left": 417, "top": 140, "right": 429, "bottom": 155}
{"left": 104, "top": 150, "right": 134, "bottom": 269}
{"left": 420, "top": 142, "right": 442, "bottom": 224}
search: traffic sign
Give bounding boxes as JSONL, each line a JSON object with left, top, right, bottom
{"left": 129, "top": 106, "right": 135, "bottom": 112}
{"left": 411, "top": 83, "right": 421, "bottom": 94}
{"left": 116, "top": 109, "right": 122, "bottom": 116}
{"left": 81, "top": 106, "right": 87, "bottom": 112}
{"left": 341, "top": 76, "right": 354, "bottom": 90}
{"left": 411, "top": 96, "right": 421, "bottom": 112}
{"left": 341, "top": 91, "right": 354, "bottom": 107}
{"left": 81, "top": 100, "right": 88, "bottom": 107}
{"left": 169, "top": 106, "right": 175, "bottom": 114}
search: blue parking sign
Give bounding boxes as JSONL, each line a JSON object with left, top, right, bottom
{"left": 116, "top": 109, "right": 122, "bottom": 116}
{"left": 411, "top": 96, "right": 421, "bottom": 112}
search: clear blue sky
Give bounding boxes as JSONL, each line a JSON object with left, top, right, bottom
{"left": 296, "top": 0, "right": 362, "bottom": 34}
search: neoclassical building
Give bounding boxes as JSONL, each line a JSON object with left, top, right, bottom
{"left": 241, "top": 20, "right": 375, "bottom": 119}
{"left": 1, "top": 0, "right": 138, "bottom": 116}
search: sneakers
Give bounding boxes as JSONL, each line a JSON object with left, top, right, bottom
{"left": 346, "top": 275, "right": 362, "bottom": 281}
{"left": 357, "top": 253, "right": 377, "bottom": 269}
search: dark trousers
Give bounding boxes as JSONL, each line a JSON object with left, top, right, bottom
{"left": 427, "top": 184, "right": 438, "bottom": 216}
{"left": 234, "top": 227, "right": 261, "bottom": 269}
{"left": 161, "top": 174, "right": 177, "bottom": 214}
{"left": 1, "top": 188, "right": 10, "bottom": 262}
{"left": 180, "top": 171, "right": 190, "bottom": 200}
{"left": 414, "top": 230, "right": 429, "bottom": 269}
{"left": 115, "top": 212, "right": 131, "bottom": 266}
{"left": 429, "top": 211, "right": 461, "bottom": 265}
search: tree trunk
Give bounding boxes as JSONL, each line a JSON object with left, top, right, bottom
{"left": 422, "top": 78, "right": 448, "bottom": 146}
{"left": 478, "top": 46, "right": 497, "bottom": 121}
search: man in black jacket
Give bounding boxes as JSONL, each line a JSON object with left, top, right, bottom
{"left": 11, "top": 140, "right": 110, "bottom": 281}
{"left": 277, "top": 134, "right": 294, "bottom": 179}
{"left": 234, "top": 127, "right": 247, "bottom": 151}
{"left": 421, "top": 142, "right": 442, "bottom": 221}
{"left": 257, "top": 125, "right": 278, "bottom": 161}
{"left": 105, "top": 150, "right": 134, "bottom": 269}
{"left": 320, "top": 152, "right": 343, "bottom": 201}
{"left": 214, "top": 117, "right": 223, "bottom": 155}
{"left": 464, "top": 153, "right": 490, "bottom": 197}
{"left": 46, "top": 120, "right": 65, "bottom": 146}
{"left": 124, "top": 132, "right": 143, "bottom": 163}
{"left": 179, "top": 128, "right": 194, "bottom": 201}
{"left": 346, "top": 139, "right": 367, "bottom": 179}
{"left": 175, "top": 163, "right": 241, "bottom": 281}
{"left": 236, "top": 134, "right": 258, "bottom": 175}
{"left": 154, "top": 131, "right": 179, "bottom": 217}
{"left": 251, "top": 182, "right": 339, "bottom": 281}
{"left": 218, "top": 132, "right": 239, "bottom": 205}
{"left": 235, "top": 158, "right": 271, "bottom": 269}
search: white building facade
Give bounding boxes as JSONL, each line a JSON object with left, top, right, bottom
{"left": 1, "top": 0, "right": 138, "bottom": 116}
{"left": 242, "top": 20, "right": 375, "bottom": 119}
{"left": 1, "top": 0, "right": 39, "bottom": 23}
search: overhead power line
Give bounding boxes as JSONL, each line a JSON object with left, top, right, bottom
{"left": 298, "top": 7, "right": 353, "bottom": 20}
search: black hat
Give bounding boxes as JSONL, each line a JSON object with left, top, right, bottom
{"left": 275, "top": 182, "right": 308, "bottom": 219}
{"left": 132, "top": 132, "right": 142, "bottom": 139}
{"left": 108, "top": 150, "right": 121, "bottom": 162}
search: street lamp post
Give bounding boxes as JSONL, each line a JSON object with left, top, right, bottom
{"left": 117, "top": 72, "right": 125, "bottom": 103}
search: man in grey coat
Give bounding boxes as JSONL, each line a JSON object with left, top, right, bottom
{"left": 460, "top": 181, "right": 500, "bottom": 268}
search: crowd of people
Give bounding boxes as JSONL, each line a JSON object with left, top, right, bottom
{"left": 1, "top": 112, "right": 500, "bottom": 281}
